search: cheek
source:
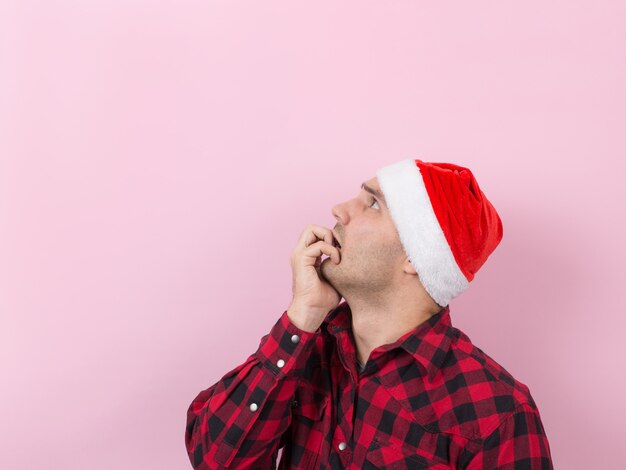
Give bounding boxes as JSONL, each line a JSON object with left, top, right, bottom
{"left": 350, "top": 224, "right": 396, "bottom": 254}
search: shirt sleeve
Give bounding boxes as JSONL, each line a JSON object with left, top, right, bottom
{"left": 465, "top": 402, "right": 554, "bottom": 469}
{"left": 184, "top": 309, "right": 319, "bottom": 469}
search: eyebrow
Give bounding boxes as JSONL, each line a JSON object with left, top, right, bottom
{"left": 361, "top": 182, "right": 387, "bottom": 206}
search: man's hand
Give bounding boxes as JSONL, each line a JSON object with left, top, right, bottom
{"left": 287, "top": 224, "right": 342, "bottom": 332}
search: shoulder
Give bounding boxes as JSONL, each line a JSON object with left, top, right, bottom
{"left": 431, "top": 326, "right": 538, "bottom": 441}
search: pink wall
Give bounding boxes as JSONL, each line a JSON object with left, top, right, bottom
{"left": 1, "top": 1, "right": 624, "bottom": 468}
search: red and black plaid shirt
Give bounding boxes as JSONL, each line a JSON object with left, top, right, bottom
{"left": 185, "top": 301, "right": 553, "bottom": 469}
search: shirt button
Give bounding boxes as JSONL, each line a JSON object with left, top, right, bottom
{"left": 249, "top": 403, "right": 258, "bottom": 412}
{"left": 291, "top": 334, "right": 300, "bottom": 343}
{"left": 277, "top": 359, "right": 285, "bottom": 368}
{"left": 338, "top": 442, "right": 347, "bottom": 451}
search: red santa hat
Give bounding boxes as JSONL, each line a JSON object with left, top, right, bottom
{"left": 376, "top": 158, "right": 503, "bottom": 307}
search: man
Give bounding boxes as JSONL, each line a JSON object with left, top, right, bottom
{"left": 185, "top": 158, "right": 554, "bottom": 469}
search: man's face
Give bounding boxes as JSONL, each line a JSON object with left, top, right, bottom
{"left": 320, "top": 177, "right": 406, "bottom": 295}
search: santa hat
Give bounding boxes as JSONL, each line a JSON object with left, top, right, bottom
{"left": 375, "top": 158, "right": 503, "bottom": 308}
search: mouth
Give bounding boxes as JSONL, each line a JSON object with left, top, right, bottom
{"left": 332, "top": 232, "right": 342, "bottom": 249}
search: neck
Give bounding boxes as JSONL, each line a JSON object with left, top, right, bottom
{"left": 344, "top": 288, "right": 442, "bottom": 366}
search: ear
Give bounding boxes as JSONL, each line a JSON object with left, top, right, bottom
{"left": 403, "top": 256, "right": 417, "bottom": 275}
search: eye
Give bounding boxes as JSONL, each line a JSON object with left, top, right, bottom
{"left": 369, "top": 198, "right": 380, "bottom": 210}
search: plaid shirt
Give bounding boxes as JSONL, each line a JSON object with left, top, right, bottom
{"left": 185, "top": 302, "right": 553, "bottom": 469}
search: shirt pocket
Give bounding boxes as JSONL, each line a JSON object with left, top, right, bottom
{"left": 292, "top": 385, "right": 328, "bottom": 421}
{"left": 290, "top": 385, "right": 329, "bottom": 469}
{"left": 363, "top": 439, "right": 449, "bottom": 470}
{"left": 292, "top": 358, "right": 329, "bottom": 422}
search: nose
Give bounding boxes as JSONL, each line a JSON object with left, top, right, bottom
{"left": 332, "top": 202, "right": 348, "bottom": 225}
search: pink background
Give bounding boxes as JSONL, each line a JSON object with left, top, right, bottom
{"left": 1, "top": 1, "right": 625, "bottom": 468}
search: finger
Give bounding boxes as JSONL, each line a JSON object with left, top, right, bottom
{"left": 302, "top": 240, "right": 341, "bottom": 264}
{"left": 299, "top": 224, "right": 334, "bottom": 250}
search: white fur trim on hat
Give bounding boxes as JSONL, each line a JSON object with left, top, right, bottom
{"left": 376, "top": 158, "right": 470, "bottom": 307}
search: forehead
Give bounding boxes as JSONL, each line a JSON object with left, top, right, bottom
{"left": 365, "top": 177, "right": 380, "bottom": 189}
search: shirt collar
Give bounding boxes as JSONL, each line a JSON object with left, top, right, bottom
{"left": 324, "top": 301, "right": 454, "bottom": 382}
